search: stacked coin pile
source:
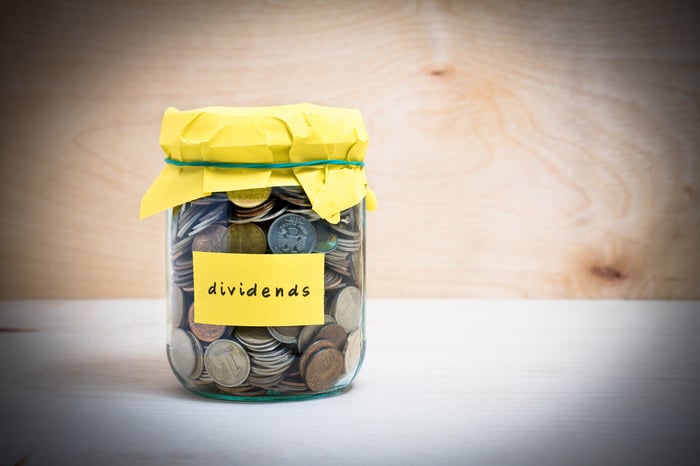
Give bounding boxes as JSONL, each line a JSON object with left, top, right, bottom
{"left": 167, "top": 186, "right": 365, "bottom": 398}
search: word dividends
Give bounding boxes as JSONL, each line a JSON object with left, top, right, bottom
{"left": 208, "top": 281, "right": 311, "bottom": 298}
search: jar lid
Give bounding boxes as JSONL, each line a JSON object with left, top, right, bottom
{"left": 140, "top": 103, "right": 375, "bottom": 223}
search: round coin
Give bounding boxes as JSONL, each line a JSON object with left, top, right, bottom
{"left": 204, "top": 339, "right": 251, "bottom": 388}
{"left": 187, "top": 303, "right": 231, "bottom": 343}
{"left": 298, "top": 314, "right": 336, "bottom": 353}
{"left": 314, "top": 324, "right": 348, "bottom": 350}
{"left": 304, "top": 347, "right": 344, "bottom": 392}
{"left": 330, "top": 286, "right": 362, "bottom": 332}
{"left": 228, "top": 187, "right": 272, "bottom": 208}
{"left": 299, "top": 339, "right": 337, "bottom": 378}
{"left": 191, "top": 225, "right": 227, "bottom": 252}
{"left": 224, "top": 223, "right": 268, "bottom": 253}
{"left": 169, "top": 328, "right": 204, "bottom": 379}
{"left": 343, "top": 328, "right": 362, "bottom": 375}
{"left": 170, "top": 286, "right": 185, "bottom": 328}
{"left": 268, "top": 213, "right": 316, "bottom": 254}
{"left": 313, "top": 221, "right": 338, "bottom": 253}
{"left": 268, "top": 325, "right": 302, "bottom": 345}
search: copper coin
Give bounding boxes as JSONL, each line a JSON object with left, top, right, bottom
{"left": 187, "top": 303, "right": 231, "bottom": 343}
{"left": 224, "top": 223, "right": 267, "bottom": 253}
{"left": 304, "top": 347, "right": 343, "bottom": 392}
{"left": 314, "top": 324, "right": 347, "bottom": 350}
{"left": 191, "top": 225, "right": 227, "bottom": 252}
{"left": 299, "top": 339, "right": 336, "bottom": 378}
{"left": 297, "top": 314, "right": 336, "bottom": 353}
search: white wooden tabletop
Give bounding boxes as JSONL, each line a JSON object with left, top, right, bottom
{"left": 1, "top": 299, "right": 699, "bottom": 466}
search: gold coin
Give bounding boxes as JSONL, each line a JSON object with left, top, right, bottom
{"left": 224, "top": 223, "right": 267, "bottom": 253}
{"left": 228, "top": 188, "right": 272, "bottom": 208}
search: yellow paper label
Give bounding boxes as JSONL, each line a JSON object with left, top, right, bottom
{"left": 192, "top": 252, "right": 324, "bottom": 326}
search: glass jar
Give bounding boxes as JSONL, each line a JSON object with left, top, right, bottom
{"left": 141, "top": 104, "right": 374, "bottom": 401}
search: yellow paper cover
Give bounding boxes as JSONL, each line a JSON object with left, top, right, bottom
{"left": 140, "top": 103, "right": 375, "bottom": 223}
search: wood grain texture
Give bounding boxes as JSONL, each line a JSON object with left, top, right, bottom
{"left": 1, "top": 299, "right": 699, "bottom": 465}
{"left": 0, "top": 0, "right": 698, "bottom": 298}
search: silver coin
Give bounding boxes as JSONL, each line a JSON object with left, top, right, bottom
{"left": 268, "top": 213, "right": 316, "bottom": 254}
{"left": 169, "top": 328, "right": 203, "bottom": 379}
{"left": 268, "top": 325, "right": 302, "bottom": 345}
{"left": 204, "top": 339, "right": 251, "bottom": 388}
{"left": 234, "top": 327, "right": 276, "bottom": 347}
{"left": 343, "top": 328, "right": 363, "bottom": 375}
{"left": 170, "top": 286, "right": 185, "bottom": 328}
{"left": 330, "top": 286, "right": 362, "bottom": 332}
{"left": 188, "top": 203, "right": 228, "bottom": 236}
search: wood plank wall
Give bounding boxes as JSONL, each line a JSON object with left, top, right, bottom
{"left": 0, "top": 0, "right": 698, "bottom": 298}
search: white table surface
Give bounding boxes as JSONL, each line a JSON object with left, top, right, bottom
{"left": 1, "top": 299, "right": 699, "bottom": 466}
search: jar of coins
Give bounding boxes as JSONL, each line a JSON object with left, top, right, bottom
{"left": 141, "top": 104, "right": 375, "bottom": 401}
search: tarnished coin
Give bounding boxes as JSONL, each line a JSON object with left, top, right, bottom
{"left": 268, "top": 325, "right": 302, "bottom": 345}
{"left": 304, "top": 347, "right": 344, "bottom": 392}
{"left": 169, "top": 328, "right": 203, "bottom": 379}
{"left": 314, "top": 324, "right": 347, "bottom": 350}
{"left": 300, "top": 339, "right": 337, "bottom": 378}
{"left": 343, "top": 328, "right": 362, "bottom": 375}
{"left": 298, "top": 314, "right": 336, "bottom": 353}
{"left": 330, "top": 286, "right": 362, "bottom": 332}
{"left": 268, "top": 213, "right": 316, "bottom": 254}
{"left": 191, "top": 225, "right": 227, "bottom": 252}
{"left": 228, "top": 187, "right": 272, "bottom": 208}
{"left": 224, "top": 223, "right": 267, "bottom": 253}
{"left": 187, "top": 303, "right": 231, "bottom": 343}
{"left": 204, "top": 339, "right": 251, "bottom": 388}
{"left": 313, "top": 221, "right": 338, "bottom": 252}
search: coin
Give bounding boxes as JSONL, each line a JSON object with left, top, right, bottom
{"left": 224, "top": 223, "right": 267, "bottom": 253}
{"left": 204, "top": 339, "right": 250, "bottom": 388}
{"left": 299, "top": 339, "right": 337, "bottom": 378}
{"left": 228, "top": 187, "right": 272, "bottom": 208}
{"left": 304, "top": 347, "right": 344, "bottom": 392}
{"left": 343, "top": 328, "right": 362, "bottom": 375}
{"left": 314, "top": 324, "right": 347, "bottom": 350}
{"left": 169, "top": 328, "right": 203, "bottom": 379}
{"left": 191, "top": 225, "right": 227, "bottom": 252}
{"left": 234, "top": 326, "right": 276, "bottom": 348}
{"left": 268, "top": 213, "right": 316, "bottom": 254}
{"left": 187, "top": 303, "right": 231, "bottom": 343}
{"left": 216, "top": 384, "right": 268, "bottom": 396}
{"left": 297, "top": 314, "right": 336, "bottom": 353}
{"left": 268, "top": 325, "right": 302, "bottom": 345}
{"left": 170, "top": 286, "right": 185, "bottom": 328}
{"left": 313, "top": 221, "right": 338, "bottom": 253}
{"left": 330, "top": 286, "right": 362, "bottom": 332}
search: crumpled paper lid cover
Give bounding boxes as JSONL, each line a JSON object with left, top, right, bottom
{"left": 140, "top": 103, "right": 375, "bottom": 223}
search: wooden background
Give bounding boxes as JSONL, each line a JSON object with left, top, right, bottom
{"left": 0, "top": 0, "right": 698, "bottom": 299}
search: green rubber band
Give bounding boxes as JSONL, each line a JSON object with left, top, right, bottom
{"left": 164, "top": 158, "right": 364, "bottom": 169}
